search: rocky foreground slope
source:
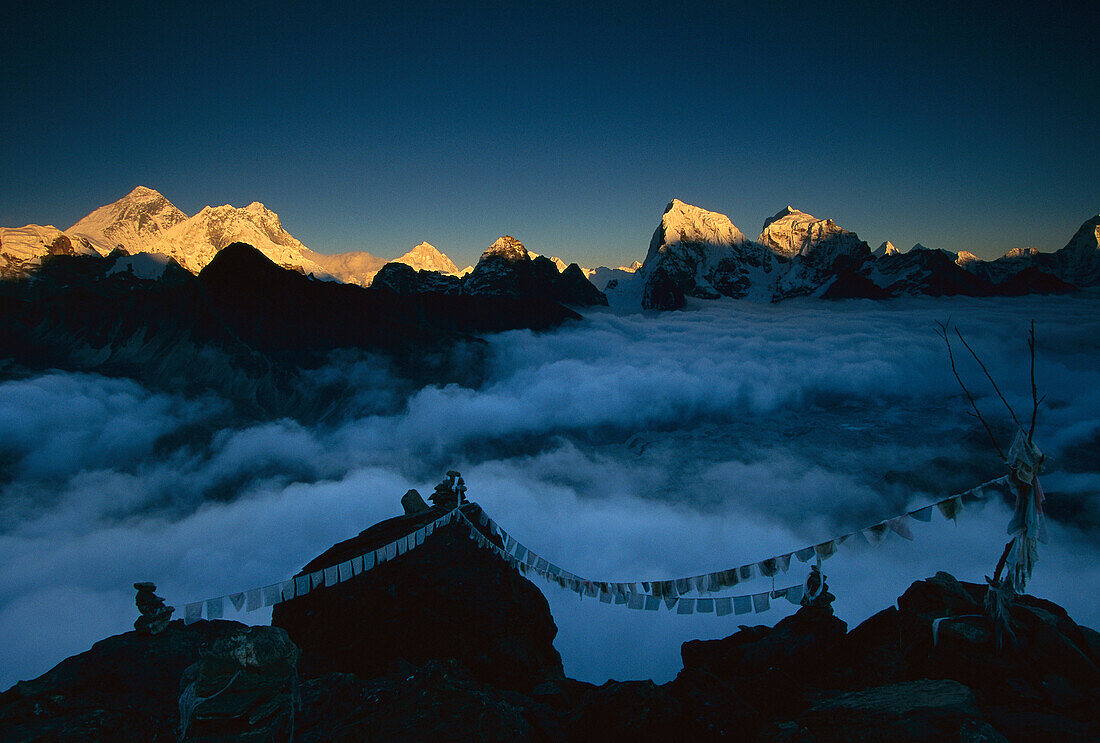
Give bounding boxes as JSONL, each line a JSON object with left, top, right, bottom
{"left": 2, "top": 501, "right": 1096, "bottom": 742}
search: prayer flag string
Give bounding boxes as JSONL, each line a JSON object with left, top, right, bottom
{"left": 175, "top": 475, "right": 1007, "bottom": 623}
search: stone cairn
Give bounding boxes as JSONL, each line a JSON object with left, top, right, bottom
{"left": 428, "top": 470, "right": 467, "bottom": 510}
{"left": 134, "top": 581, "right": 174, "bottom": 635}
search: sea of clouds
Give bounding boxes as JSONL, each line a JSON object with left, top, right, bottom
{"left": 1, "top": 290, "right": 1098, "bottom": 689}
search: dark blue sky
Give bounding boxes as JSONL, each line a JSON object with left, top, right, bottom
{"left": 3, "top": 1, "right": 1097, "bottom": 267}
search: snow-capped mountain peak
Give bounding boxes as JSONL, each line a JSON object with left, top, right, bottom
{"left": 147, "top": 201, "right": 324, "bottom": 275}
{"left": 757, "top": 206, "right": 867, "bottom": 264}
{"left": 481, "top": 235, "right": 530, "bottom": 263}
{"left": 955, "top": 250, "right": 980, "bottom": 267}
{"left": 393, "top": 241, "right": 461, "bottom": 275}
{"left": 873, "top": 241, "right": 899, "bottom": 258}
{"left": 1052, "top": 214, "right": 1100, "bottom": 286}
{"left": 761, "top": 205, "right": 800, "bottom": 231}
{"left": 654, "top": 199, "right": 750, "bottom": 255}
{"left": 67, "top": 186, "right": 186, "bottom": 255}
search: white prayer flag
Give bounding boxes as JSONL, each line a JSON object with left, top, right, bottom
{"left": 364, "top": 551, "right": 376, "bottom": 570}
{"left": 295, "top": 575, "right": 310, "bottom": 596}
{"left": 863, "top": 522, "right": 890, "bottom": 545}
{"left": 385, "top": 542, "right": 397, "bottom": 561}
{"left": 909, "top": 505, "right": 934, "bottom": 522}
{"left": 311, "top": 571, "right": 325, "bottom": 589}
{"left": 206, "top": 597, "right": 224, "bottom": 620}
{"left": 338, "top": 561, "right": 354, "bottom": 582}
{"left": 282, "top": 581, "right": 295, "bottom": 601}
{"left": 263, "top": 584, "right": 281, "bottom": 606}
{"left": 352, "top": 556, "right": 363, "bottom": 575}
{"left": 396, "top": 536, "right": 407, "bottom": 556}
{"left": 184, "top": 602, "right": 203, "bottom": 624}
{"left": 887, "top": 516, "right": 914, "bottom": 540}
{"left": 937, "top": 496, "right": 963, "bottom": 521}
{"left": 245, "top": 588, "right": 262, "bottom": 612}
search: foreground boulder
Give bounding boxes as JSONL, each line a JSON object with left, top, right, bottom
{"left": 272, "top": 504, "right": 565, "bottom": 692}
{"left": 179, "top": 625, "right": 300, "bottom": 742}
{"left": 295, "top": 660, "right": 559, "bottom": 743}
{"left": 0, "top": 620, "right": 246, "bottom": 741}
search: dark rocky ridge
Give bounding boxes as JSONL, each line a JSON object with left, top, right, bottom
{"left": 373, "top": 235, "right": 608, "bottom": 308}
{"left": 0, "top": 243, "right": 585, "bottom": 417}
{"left": 3, "top": 497, "right": 1097, "bottom": 743}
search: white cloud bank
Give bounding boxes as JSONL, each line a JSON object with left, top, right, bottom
{"left": 1, "top": 290, "right": 1098, "bottom": 688}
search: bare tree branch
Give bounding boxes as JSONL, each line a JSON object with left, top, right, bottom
{"left": 1028, "top": 320, "right": 1040, "bottom": 443}
{"left": 955, "top": 327, "right": 1020, "bottom": 429}
{"left": 936, "top": 321, "right": 1005, "bottom": 459}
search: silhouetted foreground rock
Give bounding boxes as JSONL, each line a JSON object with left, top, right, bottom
{"left": 3, "top": 538, "right": 1097, "bottom": 743}
{"left": 179, "top": 626, "right": 300, "bottom": 742}
{"left": 0, "top": 619, "right": 247, "bottom": 741}
{"left": 272, "top": 503, "right": 565, "bottom": 693}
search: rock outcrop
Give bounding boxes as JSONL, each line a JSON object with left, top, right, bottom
{"left": 179, "top": 626, "right": 300, "bottom": 742}
{"left": 0, "top": 620, "right": 247, "bottom": 741}
{"left": 272, "top": 503, "right": 565, "bottom": 693}
{"left": 370, "top": 261, "right": 463, "bottom": 295}
{"left": 461, "top": 236, "right": 607, "bottom": 307}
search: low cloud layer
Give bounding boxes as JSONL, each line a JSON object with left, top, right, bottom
{"left": 1, "top": 291, "right": 1098, "bottom": 688}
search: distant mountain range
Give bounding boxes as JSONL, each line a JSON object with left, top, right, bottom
{"left": 0, "top": 187, "right": 472, "bottom": 284}
{"left": 624, "top": 200, "right": 1097, "bottom": 310}
{"left": 2, "top": 188, "right": 1096, "bottom": 313}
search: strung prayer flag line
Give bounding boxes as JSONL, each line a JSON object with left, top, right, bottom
{"left": 182, "top": 506, "right": 462, "bottom": 623}
{"left": 465, "top": 477, "right": 1008, "bottom": 604}
{"left": 178, "top": 475, "right": 1007, "bottom": 625}
{"left": 450, "top": 509, "right": 802, "bottom": 615}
